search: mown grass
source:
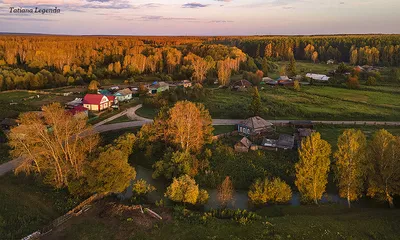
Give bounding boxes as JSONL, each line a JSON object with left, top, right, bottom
{"left": 202, "top": 86, "right": 400, "bottom": 121}
{"left": 135, "top": 105, "right": 160, "bottom": 119}
{"left": 0, "top": 173, "right": 80, "bottom": 239}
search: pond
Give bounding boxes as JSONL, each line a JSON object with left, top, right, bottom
{"left": 120, "top": 165, "right": 359, "bottom": 210}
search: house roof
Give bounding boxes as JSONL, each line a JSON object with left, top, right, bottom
{"left": 232, "top": 80, "right": 253, "bottom": 88}
{"left": 276, "top": 134, "right": 295, "bottom": 149}
{"left": 68, "top": 106, "right": 88, "bottom": 115}
{"left": 116, "top": 88, "right": 133, "bottom": 96}
{"left": 83, "top": 94, "right": 108, "bottom": 105}
{"left": 98, "top": 89, "right": 112, "bottom": 96}
{"left": 240, "top": 116, "right": 273, "bottom": 130}
{"left": 306, "top": 73, "right": 330, "bottom": 81}
{"left": 239, "top": 137, "right": 252, "bottom": 148}
{"left": 107, "top": 95, "right": 116, "bottom": 102}
{"left": 277, "top": 76, "right": 290, "bottom": 81}
{"left": 149, "top": 81, "right": 169, "bottom": 90}
{"left": 262, "top": 77, "right": 274, "bottom": 82}
{"left": 298, "top": 128, "right": 314, "bottom": 138}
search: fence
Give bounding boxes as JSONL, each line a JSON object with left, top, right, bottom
{"left": 21, "top": 193, "right": 107, "bottom": 239}
{"left": 212, "top": 130, "right": 238, "bottom": 141}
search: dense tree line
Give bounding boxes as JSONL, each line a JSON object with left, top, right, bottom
{"left": 0, "top": 36, "right": 247, "bottom": 90}
{"left": 1, "top": 35, "right": 399, "bottom": 91}
{"left": 211, "top": 35, "right": 400, "bottom": 66}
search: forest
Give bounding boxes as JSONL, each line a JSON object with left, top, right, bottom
{"left": 1, "top": 34, "right": 400, "bottom": 91}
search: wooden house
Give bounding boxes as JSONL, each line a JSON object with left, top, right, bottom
{"left": 148, "top": 82, "right": 170, "bottom": 94}
{"left": 237, "top": 116, "right": 274, "bottom": 136}
{"left": 114, "top": 88, "right": 133, "bottom": 102}
{"left": 83, "top": 94, "right": 112, "bottom": 111}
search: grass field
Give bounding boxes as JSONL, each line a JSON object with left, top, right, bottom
{"left": 40, "top": 202, "right": 400, "bottom": 240}
{"left": 0, "top": 173, "right": 80, "bottom": 239}
{"left": 269, "top": 61, "right": 338, "bottom": 79}
{"left": 0, "top": 91, "right": 77, "bottom": 119}
{"left": 201, "top": 85, "right": 400, "bottom": 121}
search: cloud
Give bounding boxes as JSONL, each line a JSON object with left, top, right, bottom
{"left": 215, "top": 0, "right": 232, "bottom": 2}
{"left": 209, "top": 20, "right": 234, "bottom": 23}
{"left": 140, "top": 15, "right": 199, "bottom": 22}
{"left": 182, "top": 2, "right": 209, "bottom": 8}
{"left": 0, "top": 16, "right": 56, "bottom": 21}
{"left": 86, "top": 0, "right": 111, "bottom": 2}
{"left": 340, "top": 1, "right": 345, "bottom": 4}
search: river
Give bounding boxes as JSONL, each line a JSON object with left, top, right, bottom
{"left": 120, "top": 165, "right": 349, "bottom": 210}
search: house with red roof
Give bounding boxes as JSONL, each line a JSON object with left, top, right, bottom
{"left": 83, "top": 94, "right": 113, "bottom": 111}
{"left": 68, "top": 105, "right": 88, "bottom": 118}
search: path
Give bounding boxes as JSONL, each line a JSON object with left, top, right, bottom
{"left": 93, "top": 104, "right": 143, "bottom": 127}
{"left": 2, "top": 105, "right": 400, "bottom": 177}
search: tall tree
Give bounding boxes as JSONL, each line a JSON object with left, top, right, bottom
{"left": 286, "top": 55, "right": 297, "bottom": 77}
{"left": 367, "top": 130, "right": 400, "bottom": 208}
{"left": 217, "top": 176, "right": 234, "bottom": 208}
{"left": 249, "top": 87, "right": 261, "bottom": 116}
{"left": 167, "top": 101, "right": 213, "bottom": 153}
{"left": 334, "top": 129, "right": 367, "bottom": 208}
{"left": 311, "top": 51, "right": 319, "bottom": 63}
{"left": 9, "top": 103, "right": 99, "bottom": 188}
{"left": 88, "top": 80, "right": 100, "bottom": 93}
{"left": 295, "top": 132, "right": 331, "bottom": 204}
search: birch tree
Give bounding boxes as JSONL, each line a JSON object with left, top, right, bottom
{"left": 9, "top": 103, "right": 99, "bottom": 188}
{"left": 367, "top": 130, "right": 400, "bottom": 208}
{"left": 295, "top": 132, "right": 331, "bottom": 204}
{"left": 334, "top": 129, "right": 367, "bottom": 208}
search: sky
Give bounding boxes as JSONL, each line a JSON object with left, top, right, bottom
{"left": 0, "top": 0, "right": 399, "bottom": 35}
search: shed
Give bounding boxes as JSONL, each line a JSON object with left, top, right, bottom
{"left": 276, "top": 134, "right": 295, "bottom": 150}
{"left": 234, "top": 137, "right": 252, "bottom": 152}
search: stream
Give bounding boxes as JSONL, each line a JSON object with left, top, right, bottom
{"left": 120, "top": 165, "right": 349, "bottom": 210}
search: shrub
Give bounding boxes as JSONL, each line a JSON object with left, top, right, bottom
{"left": 248, "top": 178, "right": 292, "bottom": 205}
{"left": 346, "top": 76, "right": 360, "bottom": 89}
{"left": 366, "top": 76, "right": 377, "bottom": 86}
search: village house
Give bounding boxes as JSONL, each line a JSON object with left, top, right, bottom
{"left": 83, "top": 94, "right": 115, "bottom": 111}
{"left": 148, "top": 82, "right": 170, "bottom": 94}
{"left": 234, "top": 137, "right": 253, "bottom": 152}
{"left": 231, "top": 80, "right": 253, "bottom": 91}
{"left": 114, "top": 88, "right": 133, "bottom": 102}
{"left": 237, "top": 116, "right": 274, "bottom": 136}
{"left": 306, "top": 73, "right": 330, "bottom": 81}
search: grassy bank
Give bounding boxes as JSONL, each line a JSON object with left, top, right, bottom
{"left": 0, "top": 173, "right": 80, "bottom": 239}
{"left": 41, "top": 203, "right": 400, "bottom": 240}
